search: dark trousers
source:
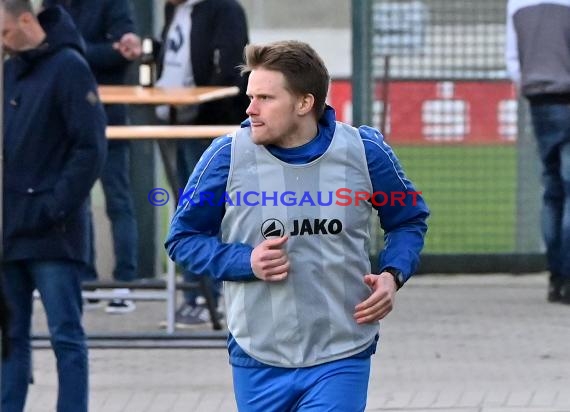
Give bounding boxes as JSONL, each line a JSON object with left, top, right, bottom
{"left": 529, "top": 102, "right": 570, "bottom": 280}
{"left": 84, "top": 141, "right": 138, "bottom": 282}
{"left": 2, "top": 260, "right": 88, "bottom": 412}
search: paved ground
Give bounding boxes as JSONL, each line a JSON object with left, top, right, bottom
{"left": 25, "top": 273, "right": 570, "bottom": 412}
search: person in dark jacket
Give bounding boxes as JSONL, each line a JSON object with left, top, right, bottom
{"left": 42, "top": 0, "right": 142, "bottom": 314}
{"left": 1, "top": 2, "right": 107, "bottom": 411}
{"left": 156, "top": 0, "right": 249, "bottom": 328}
{"left": 0, "top": 279, "right": 9, "bottom": 360}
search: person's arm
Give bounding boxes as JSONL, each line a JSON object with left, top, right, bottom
{"left": 46, "top": 53, "right": 107, "bottom": 224}
{"left": 206, "top": 2, "right": 249, "bottom": 86}
{"left": 165, "top": 136, "right": 257, "bottom": 282}
{"left": 505, "top": 0, "right": 521, "bottom": 88}
{"left": 360, "top": 126, "right": 430, "bottom": 285}
{"left": 84, "top": 0, "right": 138, "bottom": 70}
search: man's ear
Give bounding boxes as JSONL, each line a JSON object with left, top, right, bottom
{"left": 297, "top": 94, "right": 315, "bottom": 116}
{"left": 18, "top": 11, "right": 35, "bottom": 26}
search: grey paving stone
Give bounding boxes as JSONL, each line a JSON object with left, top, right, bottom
{"left": 483, "top": 408, "right": 570, "bottom": 412}
{"left": 529, "top": 389, "right": 558, "bottom": 407}
{"left": 482, "top": 390, "right": 509, "bottom": 407}
{"left": 408, "top": 390, "right": 438, "bottom": 408}
{"left": 143, "top": 393, "right": 179, "bottom": 412}
{"left": 170, "top": 393, "right": 203, "bottom": 412}
{"left": 119, "top": 392, "right": 156, "bottom": 412}
{"left": 432, "top": 390, "right": 463, "bottom": 408}
{"left": 506, "top": 391, "right": 534, "bottom": 407}
{"left": 380, "top": 391, "right": 414, "bottom": 409}
{"left": 23, "top": 274, "right": 570, "bottom": 412}
{"left": 458, "top": 390, "right": 485, "bottom": 407}
{"left": 98, "top": 391, "right": 133, "bottom": 412}
{"left": 553, "top": 390, "right": 570, "bottom": 408}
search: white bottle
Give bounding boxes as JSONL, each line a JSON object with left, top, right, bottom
{"left": 138, "top": 37, "right": 155, "bottom": 87}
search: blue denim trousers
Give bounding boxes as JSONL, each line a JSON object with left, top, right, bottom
{"left": 529, "top": 102, "right": 570, "bottom": 279}
{"left": 84, "top": 140, "right": 138, "bottom": 282}
{"left": 176, "top": 138, "right": 222, "bottom": 306}
{"left": 1, "top": 260, "right": 88, "bottom": 412}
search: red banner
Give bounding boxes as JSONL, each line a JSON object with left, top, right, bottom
{"left": 328, "top": 80, "right": 517, "bottom": 145}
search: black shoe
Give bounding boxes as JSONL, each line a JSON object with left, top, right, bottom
{"left": 559, "top": 280, "right": 570, "bottom": 305}
{"left": 548, "top": 277, "right": 562, "bottom": 302}
{"left": 83, "top": 298, "right": 103, "bottom": 310}
{"left": 105, "top": 299, "right": 136, "bottom": 314}
{"left": 159, "top": 303, "right": 224, "bottom": 329}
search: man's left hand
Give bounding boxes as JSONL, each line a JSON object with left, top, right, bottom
{"left": 353, "top": 272, "right": 398, "bottom": 324}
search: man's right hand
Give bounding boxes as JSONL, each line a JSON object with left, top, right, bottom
{"left": 250, "top": 236, "right": 290, "bottom": 282}
{"left": 112, "top": 33, "right": 142, "bottom": 61}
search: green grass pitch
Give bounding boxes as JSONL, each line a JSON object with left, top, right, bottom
{"left": 393, "top": 145, "right": 517, "bottom": 253}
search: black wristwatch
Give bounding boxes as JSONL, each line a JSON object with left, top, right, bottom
{"left": 384, "top": 267, "right": 405, "bottom": 290}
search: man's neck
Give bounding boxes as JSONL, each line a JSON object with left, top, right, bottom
{"left": 31, "top": 32, "right": 47, "bottom": 49}
{"left": 28, "top": 21, "right": 47, "bottom": 49}
{"left": 277, "top": 120, "right": 319, "bottom": 149}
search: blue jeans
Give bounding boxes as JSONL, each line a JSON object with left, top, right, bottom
{"left": 177, "top": 138, "right": 222, "bottom": 306}
{"left": 232, "top": 356, "right": 371, "bottom": 411}
{"left": 84, "top": 141, "right": 138, "bottom": 282}
{"left": 529, "top": 102, "right": 570, "bottom": 280}
{"left": 1, "top": 260, "right": 88, "bottom": 412}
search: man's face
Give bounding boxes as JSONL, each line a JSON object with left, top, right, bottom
{"left": 245, "top": 68, "right": 305, "bottom": 147}
{"left": 1, "top": 9, "right": 32, "bottom": 54}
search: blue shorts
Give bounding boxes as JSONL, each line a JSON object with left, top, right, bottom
{"left": 232, "top": 356, "right": 371, "bottom": 412}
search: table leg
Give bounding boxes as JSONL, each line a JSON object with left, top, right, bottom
{"left": 159, "top": 106, "right": 220, "bottom": 332}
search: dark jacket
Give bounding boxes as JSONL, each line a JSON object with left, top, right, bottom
{"left": 2, "top": 6, "right": 107, "bottom": 264}
{"left": 0, "top": 278, "right": 9, "bottom": 359}
{"left": 160, "top": 0, "right": 250, "bottom": 125}
{"left": 42, "top": 0, "right": 137, "bottom": 125}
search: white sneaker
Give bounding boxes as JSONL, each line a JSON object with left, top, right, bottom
{"left": 105, "top": 288, "right": 135, "bottom": 314}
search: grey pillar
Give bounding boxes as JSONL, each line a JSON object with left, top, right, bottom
{"left": 351, "top": 0, "right": 373, "bottom": 126}
{"left": 129, "top": 0, "right": 159, "bottom": 278}
{"left": 515, "top": 98, "right": 543, "bottom": 254}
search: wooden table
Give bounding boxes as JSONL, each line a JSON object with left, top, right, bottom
{"left": 100, "top": 85, "right": 240, "bottom": 192}
{"left": 98, "top": 85, "right": 240, "bottom": 105}
{"left": 95, "top": 85, "right": 240, "bottom": 333}
{"left": 106, "top": 125, "right": 238, "bottom": 140}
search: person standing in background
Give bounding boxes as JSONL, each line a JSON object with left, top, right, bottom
{"left": 156, "top": 0, "right": 249, "bottom": 328}
{"left": 506, "top": 0, "right": 570, "bottom": 304}
{"left": 42, "top": 0, "right": 142, "bottom": 314}
{"left": 1, "top": 2, "right": 107, "bottom": 410}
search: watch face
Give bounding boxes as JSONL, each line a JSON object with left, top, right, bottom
{"left": 396, "top": 273, "right": 404, "bottom": 286}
